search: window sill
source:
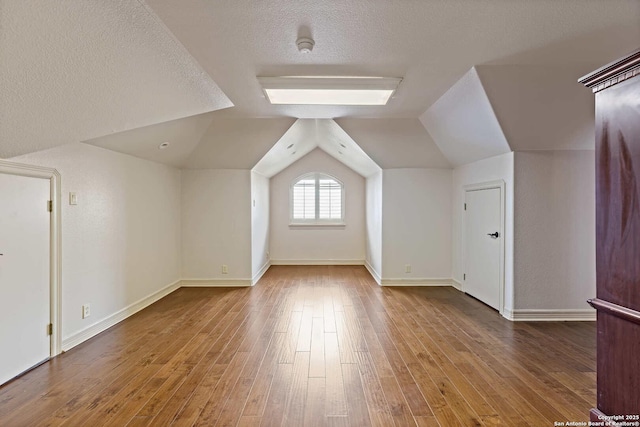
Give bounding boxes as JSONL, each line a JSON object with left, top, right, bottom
{"left": 289, "top": 222, "right": 346, "bottom": 229}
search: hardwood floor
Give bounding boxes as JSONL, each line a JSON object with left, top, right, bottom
{"left": 0, "top": 266, "right": 596, "bottom": 426}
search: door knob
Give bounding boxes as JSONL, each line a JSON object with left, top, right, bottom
{"left": 487, "top": 232, "right": 499, "bottom": 238}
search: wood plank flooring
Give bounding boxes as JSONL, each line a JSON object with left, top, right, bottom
{"left": 0, "top": 266, "right": 596, "bottom": 426}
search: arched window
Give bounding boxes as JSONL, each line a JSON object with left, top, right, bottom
{"left": 291, "top": 173, "right": 344, "bottom": 224}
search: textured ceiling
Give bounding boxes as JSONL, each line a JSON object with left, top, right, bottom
{"left": 143, "top": 0, "right": 640, "bottom": 119}
{"left": 3, "top": 0, "right": 639, "bottom": 168}
{"left": 0, "top": 0, "right": 231, "bottom": 158}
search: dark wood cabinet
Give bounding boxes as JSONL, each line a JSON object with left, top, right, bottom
{"left": 580, "top": 50, "right": 640, "bottom": 421}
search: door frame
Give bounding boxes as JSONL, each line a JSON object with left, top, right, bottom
{"left": 462, "top": 180, "right": 506, "bottom": 315}
{"left": 0, "top": 160, "right": 62, "bottom": 357}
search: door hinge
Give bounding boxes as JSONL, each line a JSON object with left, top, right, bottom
{"left": 463, "top": 273, "right": 466, "bottom": 280}
{"left": 47, "top": 200, "right": 53, "bottom": 212}
{"left": 464, "top": 203, "right": 467, "bottom": 211}
{"left": 47, "top": 323, "right": 53, "bottom": 336}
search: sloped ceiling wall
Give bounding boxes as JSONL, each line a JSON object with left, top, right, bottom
{"left": 475, "top": 64, "right": 595, "bottom": 151}
{"left": 0, "top": 0, "right": 231, "bottom": 158}
{"left": 315, "top": 120, "right": 382, "bottom": 178}
{"left": 251, "top": 120, "right": 318, "bottom": 177}
{"left": 419, "top": 64, "right": 597, "bottom": 167}
{"left": 80, "top": 116, "right": 385, "bottom": 175}
{"left": 84, "top": 112, "right": 215, "bottom": 168}
{"left": 184, "top": 118, "right": 296, "bottom": 169}
{"left": 419, "top": 67, "right": 511, "bottom": 167}
{"left": 253, "top": 119, "right": 381, "bottom": 178}
{"left": 336, "top": 119, "right": 451, "bottom": 169}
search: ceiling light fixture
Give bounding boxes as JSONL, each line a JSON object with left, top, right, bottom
{"left": 158, "top": 142, "right": 170, "bottom": 149}
{"left": 257, "top": 76, "right": 402, "bottom": 106}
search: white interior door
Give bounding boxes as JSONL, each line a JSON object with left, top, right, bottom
{"left": 0, "top": 173, "right": 51, "bottom": 386}
{"left": 464, "top": 187, "right": 501, "bottom": 310}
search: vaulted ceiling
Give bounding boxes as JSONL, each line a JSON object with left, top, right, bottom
{"left": 253, "top": 119, "right": 382, "bottom": 178}
{"left": 2, "top": 1, "right": 639, "bottom": 168}
{"left": 143, "top": 0, "right": 640, "bottom": 119}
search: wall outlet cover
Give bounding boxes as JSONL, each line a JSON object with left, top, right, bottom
{"left": 82, "top": 304, "right": 91, "bottom": 319}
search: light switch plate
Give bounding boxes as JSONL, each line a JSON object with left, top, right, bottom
{"left": 69, "top": 192, "right": 78, "bottom": 205}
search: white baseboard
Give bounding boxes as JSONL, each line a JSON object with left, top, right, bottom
{"left": 181, "top": 278, "right": 252, "bottom": 287}
{"left": 270, "top": 259, "right": 365, "bottom": 266}
{"left": 381, "top": 278, "right": 453, "bottom": 287}
{"left": 62, "top": 279, "right": 181, "bottom": 351}
{"left": 364, "top": 261, "right": 382, "bottom": 285}
{"left": 59, "top": 273, "right": 593, "bottom": 355}
{"left": 502, "top": 308, "right": 596, "bottom": 321}
{"left": 252, "top": 261, "right": 271, "bottom": 285}
{"left": 362, "top": 264, "right": 459, "bottom": 289}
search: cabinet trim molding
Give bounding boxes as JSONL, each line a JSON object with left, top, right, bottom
{"left": 579, "top": 48, "right": 640, "bottom": 93}
{"left": 588, "top": 298, "right": 640, "bottom": 326}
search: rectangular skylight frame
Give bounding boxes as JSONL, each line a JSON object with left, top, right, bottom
{"left": 257, "top": 76, "right": 402, "bottom": 106}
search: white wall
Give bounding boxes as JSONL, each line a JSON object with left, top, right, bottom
{"left": 11, "top": 143, "right": 182, "bottom": 344}
{"left": 251, "top": 171, "right": 270, "bottom": 281}
{"left": 452, "top": 152, "right": 514, "bottom": 310}
{"left": 181, "top": 169, "right": 252, "bottom": 280}
{"left": 269, "top": 149, "right": 366, "bottom": 263}
{"left": 513, "top": 150, "right": 595, "bottom": 310}
{"left": 382, "top": 168, "right": 452, "bottom": 280}
{"left": 365, "top": 171, "right": 383, "bottom": 281}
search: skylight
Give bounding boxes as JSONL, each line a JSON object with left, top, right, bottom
{"left": 257, "top": 77, "right": 402, "bottom": 106}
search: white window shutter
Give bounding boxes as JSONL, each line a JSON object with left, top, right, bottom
{"left": 292, "top": 178, "right": 315, "bottom": 219}
{"left": 291, "top": 173, "right": 343, "bottom": 223}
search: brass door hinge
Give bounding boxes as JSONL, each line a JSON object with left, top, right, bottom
{"left": 47, "top": 200, "right": 53, "bottom": 212}
{"left": 47, "top": 323, "right": 53, "bottom": 336}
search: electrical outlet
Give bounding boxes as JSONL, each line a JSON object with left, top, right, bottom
{"left": 405, "top": 264, "right": 411, "bottom": 273}
{"left": 82, "top": 304, "right": 91, "bottom": 319}
{"left": 222, "top": 264, "right": 228, "bottom": 274}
